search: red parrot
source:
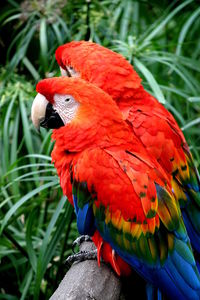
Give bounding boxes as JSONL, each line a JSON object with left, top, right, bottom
{"left": 55, "top": 41, "right": 200, "bottom": 257}
{"left": 31, "top": 76, "right": 200, "bottom": 299}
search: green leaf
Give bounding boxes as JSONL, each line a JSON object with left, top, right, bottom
{"left": 19, "top": 91, "right": 35, "bottom": 156}
{"left": 22, "top": 57, "right": 40, "bottom": 80}
{"left": 1, "top": 182, "right": 57, "bottom": 233}
{"left": 40, "top": 18, "right": 48, "bottom": 72}
{"left": 141, "top": 0, "right": 194, "bottom": 46}
{"left": 181, "top": 118, "right": 200, "bottom": 131}
{"left": 119, "top": 0, "right": 132, "bottom": 41}
{"left": 134, "top": 58, "right": 166, "bottom": 104}
{"left": 3, "top": 92, "right": 17, "bottom": 172}
{"left": 20, "top": 269, "right": 33, "bottom": 300}
{"left": 34, "top": 196, "right": 69, "bottom": 299}
{"left": 26, "top": 210, "right": 38, "bottom": 272}
{"left": 176, "top": 7, "right": 200, "bottom": 55}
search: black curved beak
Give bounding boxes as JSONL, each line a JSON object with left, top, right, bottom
{"left": 40, "top": 103, "right": 64, "bottom": 129}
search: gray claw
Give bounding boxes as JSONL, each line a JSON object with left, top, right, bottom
{"left": 72, "top": 235, "right": 92, "bottom": 253}
{"left": 66, "top": 249, "right": 97, "bottom": 266}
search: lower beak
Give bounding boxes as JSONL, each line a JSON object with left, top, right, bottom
{"left": 31, "top": 93, "right": 64, "bottom": 131}
{"left": 40, "top": 102, "right": 64, "bottom": 129}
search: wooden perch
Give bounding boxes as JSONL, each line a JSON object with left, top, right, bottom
{"left": 50, "top": 241, "right": 122, "bottom": 300}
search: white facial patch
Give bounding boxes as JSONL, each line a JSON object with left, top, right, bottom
{"left": 53, "top": 94, "right": 80, "bottom": 125}
{"left": 60, "top": 67, "right": 68, "bottom": 77}
{"left": 60, "top": 66, "right": 80, "bottom": 78}
{"left": 66, "top": 66, "right": 80, "bottom": 78}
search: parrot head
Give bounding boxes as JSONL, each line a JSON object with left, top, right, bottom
{"left": 31, "top": 77, "right": 124, "bottom": 139}
{"left": 55, "top": 41, "right": 142, "bottom": 101}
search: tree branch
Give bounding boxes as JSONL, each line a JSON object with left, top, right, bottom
{"left": 50, "top": 241, "right": 122, "bottom": 300}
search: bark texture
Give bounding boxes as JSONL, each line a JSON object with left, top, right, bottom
{"left": 50, "top": 241, "right": 122, "bottom": 300}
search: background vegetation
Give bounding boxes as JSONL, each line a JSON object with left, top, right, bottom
{"left": 0, "top": 0, "right": 200, "bottom": 299}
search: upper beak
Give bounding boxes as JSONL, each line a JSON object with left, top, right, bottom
{"left": 31, "top": 93, "right": 49, "bottom": 131}
{"left": 31, "top": 93, "right": 64, "bottom": 131}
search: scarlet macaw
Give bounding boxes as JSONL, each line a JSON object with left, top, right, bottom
{"left": 55, "top": 41, "right": 200, "bottom": 256}
{"left": 31, "top": 76, "right": 200, "bottom": 299}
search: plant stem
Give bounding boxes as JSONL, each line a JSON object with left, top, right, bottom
{"left": 3, "top": 229, "right": 28, "bottom": 258}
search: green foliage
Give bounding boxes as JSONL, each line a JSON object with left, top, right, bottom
{"left": 0, "top": 73, "right": 76, "bottom": 299}
{"left": 0, "top": 0, "right": 200, "bottom": 299}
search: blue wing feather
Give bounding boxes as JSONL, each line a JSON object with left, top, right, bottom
{"left": 99, "top": 227, "right": 200, "bottom": 299}
{"left": 182, "top": 210, "right": 200, "bottom": 253}
{"left": 73, "top": 194, "right": 96, "bottom": 236}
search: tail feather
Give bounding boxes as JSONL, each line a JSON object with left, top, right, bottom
{"left": 185, "top": 154, "right": 200, "bottom": 207}
{"left": 175, "top": 153, "right": 200, "bottom": 255}
{"left": 146, "top": 284, "right": 164, "bottom": 300}
{"left": 111, "top": 235, "right": 200, "bottom": 299}
{"left": 182, "top": 210, "right": 200, "bottom": 253}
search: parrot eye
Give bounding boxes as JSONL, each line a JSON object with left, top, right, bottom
{"left": 54, "top": 94, "right": 75, "bottom": 104}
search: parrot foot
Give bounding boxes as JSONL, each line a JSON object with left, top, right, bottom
{"left": 66, "top": 249, "right": 97, "bottom": 265}
{"left": 72, "top": 235, "right": 92, "bottom": 253}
